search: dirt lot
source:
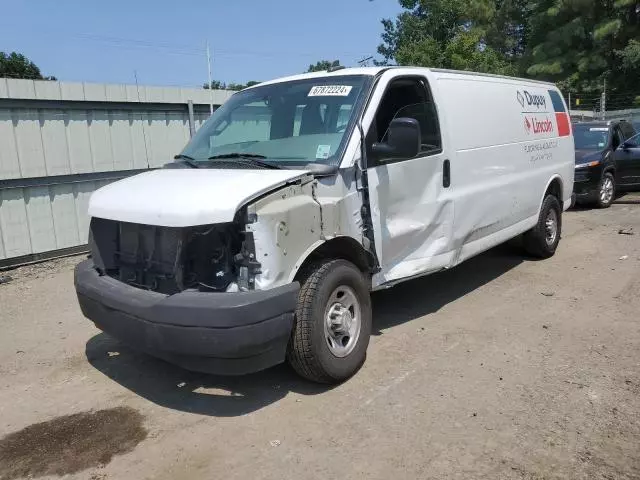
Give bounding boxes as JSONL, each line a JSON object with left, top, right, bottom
{"left": 1, "top": 196, "right": 640, "bottom": 480}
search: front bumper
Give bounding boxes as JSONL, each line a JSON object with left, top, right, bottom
{"left": 572, "top": 166, "right": 602, "bottom": 202}
{"left": 75, "top": 259, "right": 299, "bottom": 375}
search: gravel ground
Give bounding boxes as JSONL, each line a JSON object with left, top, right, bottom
{"left": 1, "top": 195, "right": 639, "bottom": 480}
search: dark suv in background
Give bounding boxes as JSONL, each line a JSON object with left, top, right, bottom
{"left": 572, "top": 119, "right": 639, "bottom": 208}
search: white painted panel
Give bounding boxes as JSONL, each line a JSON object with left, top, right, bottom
{"left": 146, "top": 86, "right": 165, "bottom": 103}
{"left": 0, "top": 219, "right": 4, "bottom": 259}
{"left": 66, "top": 111, "right": 93, "bottom": 174}
{"left": 40, "top": 110, "right": 70, "bottom": 176}
{"left": 13, "top": 109, "right": 46, "bottom": 177}
{"left": 130, "top": 112, "right": 150, "bottom": 169}
{"left": 125, "top": 85, "right": 141, "bottom": 102}
{"left": 60, "top": 82, "right": 85, "bottom": 101}
{"left": 6, "top": 79, "right": 36, "bottom": 98}
{"left": 0, "top": 189, "right": 31, "bottom": 257}
{"left": 0, "top": 78, "right": 7, "bottom": 98}
{"left": 83, "top": 83, "right": 107, "bottom": 102}
{"left": 196, "top": 113, "right": 208, "bottom": 129}
{"left": 110, "top": 111, "right": 135, "bottom": 170}
{"left": 146, "top": 112, "right": 169, "bottom": 167}
{"left": 166, "top": 112, "right": 189, "bottom": 157}
{"left": 162, "top": 88, "right": 181, "bottom": 103}
{"left": 24, "top": 186, "right": 56, "bottom": 253}
{"left": 34, "top": 81, "right": 62, "bottom": 100}
{"left": 88, "top": 110, "right": 114, "bottom": 172}
{"left": 105, "top": 84, "right": 127, "bottom": 102}
{"left": 0, "top": 109, "right": 21, "bottom": 179}
{"left": 74, "top": 181, "right": 95, "bottom": 243}
{"left": 50, "top": 183, "right": 80, "bottom": 248}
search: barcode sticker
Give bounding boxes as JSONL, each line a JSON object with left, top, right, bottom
{"left": 308, "top": 85, "right": 353, "bottom": 97}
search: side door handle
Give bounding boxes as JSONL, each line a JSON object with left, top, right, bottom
{"left": 443, "top": 159, "right": 451, "bottom": 188}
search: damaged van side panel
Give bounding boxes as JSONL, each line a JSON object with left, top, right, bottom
{"left": 247, "top": 183, "right": 324, "bottom": 290}
{"left": 246, "top": 176, "right": 370, "bottom": 291}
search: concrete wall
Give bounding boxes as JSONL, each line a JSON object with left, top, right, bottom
{"left": 0, "top": 78, "right": 233, "bottom": 266}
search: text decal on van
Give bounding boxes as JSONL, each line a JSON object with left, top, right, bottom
{"left": 308, "top": 85, "right": 353, "bottom": 97}
{"left": 517, "top": 90, "right": 547, "bottom": 109}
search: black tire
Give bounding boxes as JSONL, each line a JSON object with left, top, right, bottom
{"left": 287, "top": 259, "right": 372, "bottom": 384}
{"left": 595, "top": 171, "right": 615, "bottom": 209}
{"left": 523, "top": 194, "right": 562, "bottom": 259}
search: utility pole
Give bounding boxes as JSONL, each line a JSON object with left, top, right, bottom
{"left": 206, "top": 41, "right": 214, "bottom": 115}
{"left": 601, "top": 79, "right": 606, "bottom": 120}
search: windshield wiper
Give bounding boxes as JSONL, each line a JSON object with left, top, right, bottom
{"left": 207, "top": 153, "right": 282, "bottom": 169}
{"left": 173, "top": 154, "right": 200, "bottom": 168}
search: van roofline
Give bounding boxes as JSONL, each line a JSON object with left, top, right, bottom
{"left": 429, "top": 68, "right": 556, "bottom": 86}
{"left": 241, "top": 66, "right": 557, "bottom": 92}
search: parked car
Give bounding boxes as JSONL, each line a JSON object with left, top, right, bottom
{"left": 572, "top": 119, "right": 637, "bottom": 208}
{"left": 75, "top": 67, "right": 574, "bottom": 383}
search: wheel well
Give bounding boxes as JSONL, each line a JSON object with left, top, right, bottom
{"left": 545, "top": 177, "right": 563, "bottom": 202}
{"left": 603, "top": 166, "right": 615, "bottom": 175}
{"left": 293, "top": 237, "right": 374, "bottom": 282}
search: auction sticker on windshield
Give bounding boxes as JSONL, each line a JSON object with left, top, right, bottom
{"left": 316, "top": 144, "right": 331, "bottom": 159}
{"left": 308, "top": 85, "right": 353, "bottom": 96}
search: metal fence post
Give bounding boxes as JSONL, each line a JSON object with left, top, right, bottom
{"left": 187, "top": 100, "right": 196, "bottom": 137}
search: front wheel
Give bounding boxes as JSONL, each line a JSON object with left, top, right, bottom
{"left": 596, "top": 172, "right": 615, "bottom": 208}
{"left": 287, "top": 259, "right": 372, "bottom": 384}
{"left": 523, "top": 195, "right": 562, "bottom": 259}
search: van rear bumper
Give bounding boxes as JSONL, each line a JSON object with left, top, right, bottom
{"left": 74, "top": 259, "right": 299, "bottom": 375}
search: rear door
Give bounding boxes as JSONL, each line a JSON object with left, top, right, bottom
{"left": 615, "top": 132, "right": 640, "bottom": 186}
{"left": 363, "top": 71, "right": 454, "bottom": 285}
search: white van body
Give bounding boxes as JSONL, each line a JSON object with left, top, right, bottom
{"left": 76, "top": 67, "right": 574, "bottom": 382}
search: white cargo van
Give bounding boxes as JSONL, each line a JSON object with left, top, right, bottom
{"left": 75, "top": 67, "right": 574, "bottom": 383}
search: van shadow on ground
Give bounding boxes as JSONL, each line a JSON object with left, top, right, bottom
{"left": 86, "top": 242, "right": 525, "bottom": 417}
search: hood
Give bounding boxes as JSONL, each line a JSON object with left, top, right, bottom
{"left": 575, "top": 148, "right": 605, "bottom": 164}
{"left": 89, "top": 168, "right": 309, "bottom": 227}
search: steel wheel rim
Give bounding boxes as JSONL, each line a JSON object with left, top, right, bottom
{"left": 324, "top": 285, "right": 362, "bottom": 358}
{"left": 545, "top": 208, "right": 558, "bottom": 246}
{"left": 600, "top": 177, "right": 614, "bottom": 204}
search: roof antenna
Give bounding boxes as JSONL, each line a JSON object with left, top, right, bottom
{"left": 357, "top": 56, "right": 374, "bottom": 67}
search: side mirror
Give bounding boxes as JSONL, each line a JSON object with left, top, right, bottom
{"left": 371, "top": 117, "right": 421, "bottom": 161}
{"left": 622, "top": 141, "right": 634, "bottom": 150}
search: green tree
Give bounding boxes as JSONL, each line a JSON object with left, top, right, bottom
{"left": 525, "top": 0, "right": 640, "bottom": 105}
{"left": 203, "top": 80, "right": 226, "bottom": 89}
{"left": 203, "top": 80, "right": 261, "bottom": 90}
{"left": 377, "top": 0, "right": 516, "bottom": 75}
{"left": 0, "top": 51, "right": 55, "bottom": 80}
{"left": 307, "top": 60, "right": 342, "bottom": 72}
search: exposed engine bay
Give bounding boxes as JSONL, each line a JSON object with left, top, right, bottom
{"left": 88, "top": 217, "right": 260, "bottom": 294}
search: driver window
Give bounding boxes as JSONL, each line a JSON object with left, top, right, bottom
{"left": 367, "top": 77, "right": 442, "bottom": 162}
{"left": 613, "top": 128, "right": 623, "bottom": 150}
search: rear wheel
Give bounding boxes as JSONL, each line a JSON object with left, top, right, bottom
{"left": 596, "top": 172, "right": 615, "bottom": 208}
{"left": 287, "top": 259, "right": 372, "bottom": 384}
{"left": 523, "top": 194, "right": 562, "bottom": 258}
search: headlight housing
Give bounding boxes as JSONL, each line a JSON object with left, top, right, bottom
{"left": 575, "top": 160, "right": 600, "bottom": 169}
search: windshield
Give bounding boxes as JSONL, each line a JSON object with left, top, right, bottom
{"left": 179, "top": 75, "right": 372, "bottom": 168}
{"left": 573, "top": 125, "right": 610, "bottom": 150}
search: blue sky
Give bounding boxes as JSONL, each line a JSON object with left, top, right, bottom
{"left": 0, "top": 0, "right": 400, "bottom": 87}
